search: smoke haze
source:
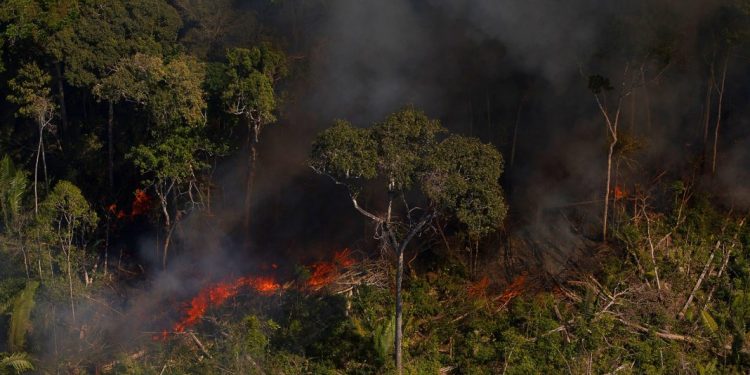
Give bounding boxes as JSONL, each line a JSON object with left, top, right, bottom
{"left": 33, "top": 0, "right": 750, "bottom": 365}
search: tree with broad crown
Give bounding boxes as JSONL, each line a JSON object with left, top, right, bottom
{"left": 310, "top": 106, "right": 507, "bottom": 374}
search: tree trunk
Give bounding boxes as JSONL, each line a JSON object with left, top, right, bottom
{"left": 33, "top": 124, "right": 43, "bottom": 215}
{"left": 345, "top": 192, "right": 432, "bottom": 375}
{"left": 163, "top": 221, "right": 176, "bottom": 270}
{"left": 37, "top": 252, "right": 43, "bottom": 281}
{"left": 41, "top": 134, "right": 48, "bottom": 190}
{"left": 104, "top": 217, "right": 109, "bottom": 278}
{"left": 158, "top": 189, "right": 171, "bottom": 270}
{"left": 702, "top": 72, "right": 713, "bottom": 156}
{"left": 594, "top": 95, "right": 621, "bottom": 241}
{"left": 603, "top": 136, "right": 616, "bottom": 240}
{"left": 163, "top": 200, "right": 180, "bottom": 270}
{"left": 711, "top": 58, "right": 728, "bottom": 175}
{"left": 108, "top": 101, "right": 114, "bottom": 194}
{"left": 21, "top": 244, "right": 29, "bottom": 279}
{"left": 395, "top": 246, "right": 404, "bottom": 375}
{"left": 67, "top": 249, "right": 76, "bottom": 323}
{"left": 244, "top": 121, "right": 259, "bottom": 243}
{"left": 510, "top": 94, "right": 527, "bottom": 168}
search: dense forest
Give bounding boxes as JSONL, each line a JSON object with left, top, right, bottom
{"left": 0, "top": 0, "right": 750, "bottom": 374}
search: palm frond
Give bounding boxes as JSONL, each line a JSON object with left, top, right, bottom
{"left": 8, "top": 281, "right": 38, "bottom": 352}
{"left": 0, "top": 156, "right": 27, "bottom": 230}
{"left": 0, "top": 352, "right": 34, "bottom": 373}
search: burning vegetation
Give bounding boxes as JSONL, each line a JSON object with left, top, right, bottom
{"left": 1, "top": 1, "right": 750, "bottom": 374}
{"left": 108, "top": 188, "right": 152, "bottom": 220}
{"left": 162, "top": 275, "right": 281, "bottom": 339}
{"left": 158, "top": 249, "right": 359, "bottom": 340}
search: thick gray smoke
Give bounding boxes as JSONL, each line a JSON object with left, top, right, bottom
{"left": 290, "top": 0, "right": 749, "bottom": 271}
{"left": 302, "top": 0, "right": 746, "bottom": 198}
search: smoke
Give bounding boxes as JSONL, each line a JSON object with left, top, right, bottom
{"left": 29, "top": 0, "right": 750, "bottom": 366}
{"left": 428, "top": 0, "right": 611, "bottom": 87}
{"left": 288, "top": 0, "right": 749, "bottom": 265}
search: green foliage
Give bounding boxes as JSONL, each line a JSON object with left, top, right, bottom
{"left": 424, "top": 135, "right": 507, "bottom": 239}
{"left": 0, "top": 0, "right": 78, "bottom": 47}
{"left": 271, "top": 291, "right": 375, "bottom": 369}
{"left": 6, "top": 62, "right": 55, "bottom": 121}
{"left": 701, "top": 309, "right": 719, "bottom": 334}
{"left": 38, "top": 180, "right": 98, "bottom": 239}
{"left": 238, "top": 315, "right": 269, "bottom": 359}
{"left": 310, "top": 105, "right": 507, "bottom": 245}
{"left": 48, "top": 0, "right": 181, "bottom": 88}
{"left": 95, "top": 53, "right": 206, "bottom": 127}
{"left": 222, "top": 45, "right": 287, "bottom": 125}
{"left": 97, "top": 53, "right": 215, "bottom": 190}
{"left": 373, "top": 314, "right": 395, "bottom": 364}
{"left": 129, "top": 127, "right": 212, "bottom": 184}
{"left": 0, "top": 156, "right": 27, "bottom": 231}
{"left": 0, "top": 352, "right": 34, "bottom": 374}
{"left": 311, "top": 107, "right": 506, "bottom": 225}
{"left": 7, "top": 281, "right": 37, "bottom": 353}
{"left": 372, "top": 107, "right": 445, "bottom": 190}
{"left": 0, "top": 0, "right": 181, "bottom": 88}
{"left": 1, "top": 1, "right": 750, "bottom": 374}
{"left": 310, "top": 120, "right": 378, "bottom": 180}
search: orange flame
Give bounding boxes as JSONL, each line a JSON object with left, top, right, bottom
{"left": 109, "top": 188, "right": 152, "bottom": 221}
{"left": 614, "top": 185, "right": 626, "bottom": 200}
{"left": 167, "top": 275, "right": 280, "bottom": 337}
{"left": 467, "top": 276, "right": 490, "bottom": 298}
{"left": 158, "top": 249, "right": 356, "bottom": 340}
{"left": 307, "top": 263, "right": 337, "bottom": 289}
{"left": 334, "top": 248, "right": 356, "bottom": 267}
{"left": 307, "top": 248, "right": 356, "bottom": 290}
{"left": 131, "top": 188, "right": 151, "bottom": 217}
{"left": 497, "top": 274, "right": 527, "bottom": 306}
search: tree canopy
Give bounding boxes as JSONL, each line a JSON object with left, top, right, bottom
{"left": 311, "top": 106, "right": 507, "bottom": 233}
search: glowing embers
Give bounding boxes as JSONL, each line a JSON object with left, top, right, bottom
{"left": 306, "top": 248, "right": 356, "bottom": 290}
{"left": 467, "top": 276, "right": 490, "bottom": 298}
{"left": 614, "top": 185, "right": 627, "bottom": 200}
{"left": 109, "top": 188, "right": 152, "bottom": 220}
{"left": 467, "top": 273, "right": 527, "bottom": 306}
{"left": 496, "top": 273, "right": 527, "bottom": 306}
{"left": 131, "top": 188, "right": 152, "bottom": 216}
